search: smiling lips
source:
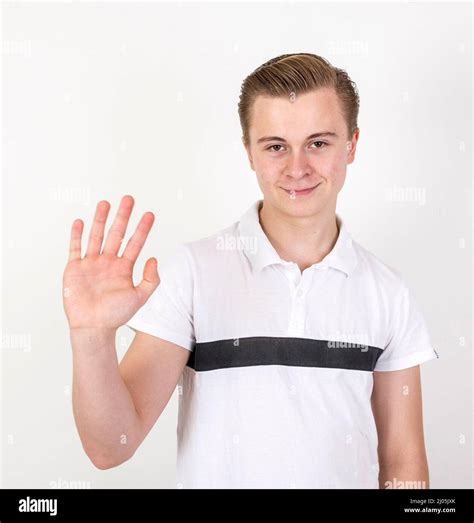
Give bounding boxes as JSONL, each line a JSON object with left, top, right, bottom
{"left": 282, "top": 182, "right": 321, "bottom": 196}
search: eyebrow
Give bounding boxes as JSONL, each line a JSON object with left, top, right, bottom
{"left": 257, "top": 132, "right": 338, "bottom": 144}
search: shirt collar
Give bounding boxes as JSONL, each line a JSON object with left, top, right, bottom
{"left": 237, "top": 199, "right": 358, "bottom": 277}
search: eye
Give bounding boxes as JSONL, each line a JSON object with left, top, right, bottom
{"left": 266, "top": 144, "right": 285, "bottom": 152}
{"left": 311, "top": 141, "right": 328, "bottom": 149}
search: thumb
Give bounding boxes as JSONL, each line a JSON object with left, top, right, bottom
{"left": 136, "top": 257, "right": 160, "bottom": 304}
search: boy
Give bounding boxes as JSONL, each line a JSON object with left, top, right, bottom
{"left": 63, "top": 53, "right": 439, "bottom": 488}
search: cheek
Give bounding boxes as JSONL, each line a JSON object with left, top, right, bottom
{"left": 255, "top": 156, "right": 282, "bottom": 183}
{"left": 321, "top": 151, "right": 347, "bottom": 182}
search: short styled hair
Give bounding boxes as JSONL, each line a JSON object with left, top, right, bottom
{"left": 238, "top": 52, "right": 360, "bottom": 145}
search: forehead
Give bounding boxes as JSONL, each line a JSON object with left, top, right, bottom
{"left": 249, "top": 88, "right": 345, "bottom": 139}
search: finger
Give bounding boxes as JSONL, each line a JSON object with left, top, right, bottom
{"left": 85, "top": 200, "right": 111, "bottom": 257}
{"left": 136, "top": 257, "right": 160, "bottom": 305}
{"left": 102, "top": 195, "right": 135, "bottom": 256}
{"left": 68, "top": 219, "right": 84, "bottom": 262}
{"left": 121, "top": 211, "right": 155, "bottom": 264}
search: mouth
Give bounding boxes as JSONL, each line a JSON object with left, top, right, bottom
{"left": 281, "top": 182, "right": 321, "bottom": 197}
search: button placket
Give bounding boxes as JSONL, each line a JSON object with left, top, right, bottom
{"left": 288, "top": 271, "right": 310, "bottom": 336}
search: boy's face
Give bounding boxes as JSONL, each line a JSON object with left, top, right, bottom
{"left": 243, "top": 87, "right": 359, "bottom": 218}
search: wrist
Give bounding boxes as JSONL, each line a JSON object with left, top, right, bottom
{"left": 70, "top": 327, "right": 117, "bottom": 347}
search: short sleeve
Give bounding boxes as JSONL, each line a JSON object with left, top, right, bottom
{"left": 125, "top": 244, "right": 195, "bottom": 351}
{"left": 375, "top": 282, "right": 439, "bottom": 371}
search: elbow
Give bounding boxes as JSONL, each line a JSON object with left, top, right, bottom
{"left": 91, "top": 457, "right": 116, "bottom": 470}
{"left": 79, "top": 431, "right": 142, "bottom": 470}
{"left": 89, "top": 450, "right": 134, "bottom": 470}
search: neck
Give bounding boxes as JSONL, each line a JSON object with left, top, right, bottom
{"left": 258, "top": 199, "right": 339, "bottom": 273}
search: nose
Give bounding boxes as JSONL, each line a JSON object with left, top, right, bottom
{"left": 286, "top": 149, "right": 312, "bottom": 180}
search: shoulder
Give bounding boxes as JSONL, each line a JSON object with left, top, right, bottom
{"left": 181, "top": 221, "right": 241, "bottom": 265}
{"left": 351, "top": 239, "right": 408, "bottom": 298}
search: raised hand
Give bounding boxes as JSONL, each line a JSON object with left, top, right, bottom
{"left": 62, "top": 195, "right": 160, "bottom": 331}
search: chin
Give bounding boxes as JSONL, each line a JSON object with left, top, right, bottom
{"left": 274, "top": 193, "right": 324, "bottom": 217}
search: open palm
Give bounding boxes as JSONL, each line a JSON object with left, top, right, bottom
{"left": 62, "top": 195, "right": 160, "bottom": 330}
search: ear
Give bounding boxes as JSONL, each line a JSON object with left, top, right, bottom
{"left": 242, "top": 135, "right": 255, "bottom": 171}
{"left": 346, "top": 128, "right": 360, "bottom": 165}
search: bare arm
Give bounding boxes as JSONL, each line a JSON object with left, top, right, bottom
{"left": 371, "top": 365, "right": 430, "bottom": 489}
{"left": 117, "top": 330, "right": 191, "bottom": 455}
{"left": 63, "top": 195, "right": 189, "bottom": 469}
{"left": 71, "top": 328, "right": 190, "bottom": 469}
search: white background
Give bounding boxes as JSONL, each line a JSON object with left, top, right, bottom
{"left": 2, "top": 1, "right": 472, "bottom": 488}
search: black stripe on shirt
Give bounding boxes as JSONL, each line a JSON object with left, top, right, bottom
{"left": 185, "top": 336, "right": 383, "bottom": 372}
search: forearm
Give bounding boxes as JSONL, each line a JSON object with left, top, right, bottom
{"left": 378, "top": 459, "right": 429, "bottom": 489}
{"left": 70, "top": 328, "right": 143, "bottom": 468}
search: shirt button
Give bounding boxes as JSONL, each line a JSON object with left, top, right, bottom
{"left": 296, "top": 289, "right": 303, "bottom": 298}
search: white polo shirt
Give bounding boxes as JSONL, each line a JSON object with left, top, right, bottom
{"left": 126, "top": 199, "right": 439, "bottom": 489}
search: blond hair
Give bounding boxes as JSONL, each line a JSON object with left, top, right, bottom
{"left": 238, "top": 53, "right": 360, "bottom": 145}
